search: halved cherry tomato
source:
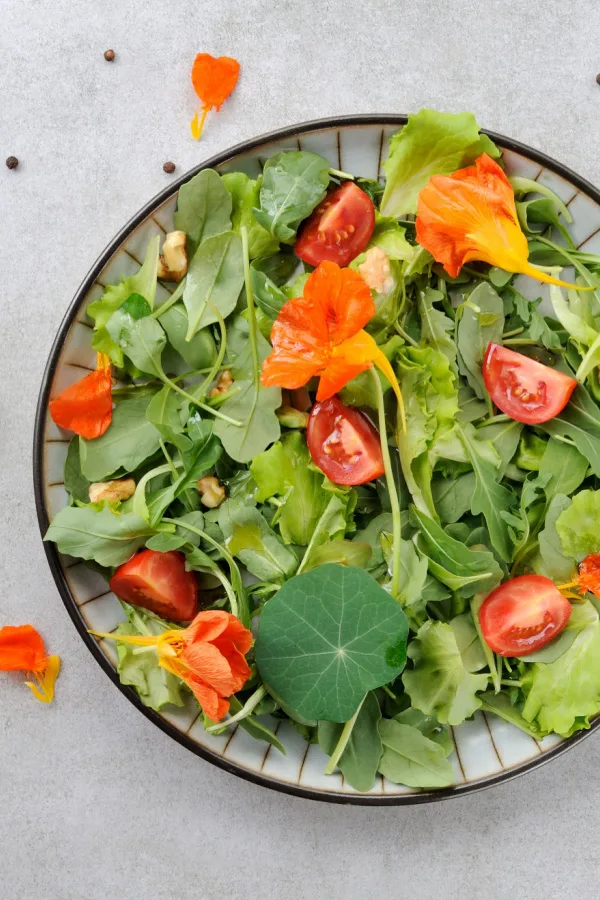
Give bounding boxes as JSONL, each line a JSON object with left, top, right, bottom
{"left": 482, "top": 342, "right": 577, "bottom": 425}
{"left": 479, "top": 575, "right": 571, "bottom": 657}
{"left": 295, "top": 182, "right": 375, "bottom": 267}
{"left": 110, "top": 550, "right": 198, "bottom": 623}
{"left": 307, "top": 396, "right": 384, "bottom": 485}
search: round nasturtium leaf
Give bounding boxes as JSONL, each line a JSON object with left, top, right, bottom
{"left": 254, "top": 563, "right": 409, "bottom": 722}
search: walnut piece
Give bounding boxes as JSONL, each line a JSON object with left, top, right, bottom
{"left": 89, "top": 478, "right": 136, "bottom": 504}
{"left": 157, "top": 231, "right": 188, "bottom": 282}
{"left": 209, "top": 369, "right": 233, "bottom": 398}
{"left": 358, "top": 246, "right": 394, "bottom": 294}
{"left": 197, "top": 476, "right": 226, "bottom": 508}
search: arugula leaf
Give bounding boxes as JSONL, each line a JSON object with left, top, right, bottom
{"left": 250, "top": 432, "right": 331, "bottom": 546}
{"left": 79, "top": 394, "right": 162, "bottom": 481}
{"left": 160, "top": 303, "right": 217, "bottom": 370}
{"left": 479, "top": 691, "right": 543, "bottom": 739}
{"left": 64, "top": 438, "right": 91, "bottom": 503}
{"left": 352, "top": 512, "right": 394, "bottom": 578}
{"left": 431, "top": 472, "right": 475, "bottom": 524}
{"left": 145, "top": 386, "right": 191, "bottom": 452}
{"left": 457, "top": 283, "right": 505, "bottom": 399}
{"left": 318, "top": 692, "right": 383, "bottom": 792}
{"left": 106, "top": 307, "right": 166, "bottom": 377}
{"left": 116, "top": 605, "right": 184, "bottom": 710}
{"left": 44, "top": 506, "right": 154, "bottom": 567}
{"left": 449, "top": 612, "right": 488, "bottom": 672}
{"left": 222, "top": 172, "right": 280, "bottom": 259}
{"left": 183, "top": 231, "right": 244, "bottom": 339}
{"left": 381, "top": 109, "right": 499, "bottom": 217}
{"left": 218, "top": 502, "right": 297, "bottom": 581}
{"left": 522, "top": 610, "right": 600, "bottom": 736}
{"left": 556, "top": 489, "right": 600, "bottom": 560}
{"left": 87, "top": 236, "right": 160, "bottom": 366}
{"left": 213, "top": 379, "right": 281, "bottom": 463}
{"left": 536, "top": 494, "right": 574, "bottom": 581}
{"left": 174, "top": 168, "right": 232, "bottom": 255}
{"left": 402, "top": 620, "right": 489, "bottom": 725}
{"left": 539, "top": 436, "right": 588, "bottom": 500}
{"left": 418, "top": 287, "right": 456, "bottom": 366}
{"left": 253, "top": 151, "right": 330, "bottom": 243}
{"left": 476, "top": 419, "right": 523, "bottom": 479}
{"left": 412, "top": 508, "right": 502, "bottom": 597}
{"left": 250, "top": 254, "right": 298, "bottom": 320}
{"left": 540, "top": 385, "right": 600, "bottom": 476}
{"left": 255, "top": 564, "right": 409, "bottom": 722}
{"left": 227, "top": 695, "right": 286, "bottom": 754}
{"left": 301, "top": 540, "right": 372, "bottom": 572}
{"left": 297, "top": 494, "right": 353, "bottom": 573}
{"left": 378, "top": 719, "right": 454, "bottom": 788}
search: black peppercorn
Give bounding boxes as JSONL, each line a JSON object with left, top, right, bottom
{"left": 163, "top": 161, "right": 176, "bottom": 174}
{"left": 6, "top": 156, "right": 18, "bottom": 170}
{"left": 104, "top": 49, "right": 115, "bottom": 62}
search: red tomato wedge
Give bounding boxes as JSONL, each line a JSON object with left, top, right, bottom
{"left": 482, "top": 342, "right": 577, "bottom": 425}
{"left": 307, "top": 396, "right": 384, "bottom": 485}
{"left": 479, "top": 575, "right": 571, "bottom": 657}
{"left": 110, "top": 550, "right": 198, "bottom": 623}
{"left": 295, "top": 182, "right": 375, "bottom": 267}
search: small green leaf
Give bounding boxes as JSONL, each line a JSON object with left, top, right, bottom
{"left": 160, "top": 303, "right": 217, "bottom": 370}
{"left": 219, "top": 503, "right": 298, "bottom": 582}
{"left": 44, "top": 506, "right": 154, "bottom": 567}
{"left": 174, "top": 168, "right": 232, "bottom": 255}
{"left": 253, "top": 151, "right": 330, "bottom": 243}
{"left": 64, "top": 438, "right": 91, "bottom": 504}
{"left": 184, "top": 231, "right": 244, "bottom": 338}
{"left": 80, "top": 394, "right": 162, "bottom": 481}
{"left": 213, "top": 380, "right": 281, "bottom": 464}
{"left": 221, "top": 172, "right": 280, "bottom": 259}
{"left": 255, "top": 564, "right": 409, "bottom": 722}
{"left": 378, "top": 719, "right": 454, "bottom": 788}
{"left": 106, "top": 308, "right": 166, "bottom": 377}
{"left": 318, "top": 692, "right": 382, "bottom": 792}
{"left": 457, "top": 283, "right": 505, "bottom": 399}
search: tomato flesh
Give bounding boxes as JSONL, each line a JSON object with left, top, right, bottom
{"left": 482, "top": 342, "right": 577, "bottom": 425}
{"left": 479, "top": 574, "right": 571, "bottom": 657}
{"left": 307, "top": 396, "right": 384, "bottom": 485}
{"left": 295, "top": 182, "right": 375, "bottom": 267}
{"left": 110, "top": 550, "right": 198, "bottom": 623}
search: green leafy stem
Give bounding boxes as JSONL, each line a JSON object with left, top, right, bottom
{"left": 370, "top": 368, "right": 402, "bottom": 599}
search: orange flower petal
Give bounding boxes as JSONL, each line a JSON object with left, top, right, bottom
{"left": 49, "top": 352, "right": 112, "bottom": 439}
{"left": 181, "top": 641, "right": 239, "bottom": 695}
{"left": 0, "top": 625, "right": 47, "bottom": 672}
{"left": 187, "top": 677, "right": 230, "bottom": 722}
{"left": 184, "top": 610, "right": 233, "bottom": 645}
{"left": 416, "top": 153, "right": 591, "bottom": 290}
{"left": 261, "top": 295, "right": 330, "bottom": 390}
{"left": 578, "top": 554, "right": 600, "bottom": 598}
{"left": 304, "top": 260, "right": 375, "bottom": 344}
{"left": 191, "top": 54, "right": 240, "bottom": 110}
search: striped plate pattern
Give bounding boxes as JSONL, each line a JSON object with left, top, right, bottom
{"left": 36, "top": 119, "right": 600, "bottom": 804}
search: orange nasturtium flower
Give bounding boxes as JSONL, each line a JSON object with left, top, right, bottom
{"left": 416, "top": 153, "right": 591, "bottom": 290}
{"left": 0, "top": 625, "right": 60, "bottom": 703}
{"left": 190, "top": 53, "right": 240, "bottom": 141}
{"left": 559, "top": 554, "right": 600, "bottom": 599}
{"left": 261, "top": 261, "right": 406, "bottom": 429}
{"left": 92, "top": 610, "right": 252, "bottom": 721}
{"left": 49, "top": 352, "right": 112, "bottom": 440}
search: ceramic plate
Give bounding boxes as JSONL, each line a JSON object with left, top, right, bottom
{"left": 34, "top": 115, "right": 600, "bottom": 804}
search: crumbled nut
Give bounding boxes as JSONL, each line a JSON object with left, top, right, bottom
{"left": 358, "top": 246, "right": 394, "bottom": 294}
{"left": 157, "top": 231, "right": 188, "bottom": 281}
{"left": 89, "top": 478, "right": 136, "bottom": 504}
{"left": 209, "top": 369, "right": 233, "bottom": 398}
{"left": 197, "top": 476, "right": 226, "bottom": 508}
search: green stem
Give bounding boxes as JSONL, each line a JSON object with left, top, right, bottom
{"left": 394, "top": 322, "right": 419, "bottom": 347}
{"left": 576, "top": 332, "right": 600, "bottom": 381}
{"left": 370, "top": 368, "right": 402, "bottom": 600}
{"left": 206, "top": 685, "right": 267, "bottom": 733}
{"left": 324, "top": 697, "right": 364, "bottom": 776}
{"left": 162, "top": 374, "right": 242, "bottom": 426}
{"left": 502, "top": 327, "right": 524, "bottom": 339}
{"left": 241, "top": 226, "right": 260, "bottom": 387}
{"left": 191, "top": 308, "right": 228, "bottom": 401}
{"left": 159, "top": 438, "right": 178, "bottom": 479}
{"left": 151, "top": 279, "right": 185, "bottom": 318}
{"left": 328, "top": 167, "right": 355, "bottom": 181}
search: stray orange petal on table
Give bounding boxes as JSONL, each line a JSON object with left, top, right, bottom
{"left": 416, "top": 153, "right": 592, "bottom": 290}
{"left": 190, "top": 53, "right": 240, "bottom": 140}
{"left": 91, "top": 609, "right": 252, "bottom": 722}
{"left": 261, "top": 261, "right": 406, "bottom": 429}
{"left": 49, "top": 351, "right": 112, "bottom": 439}
{"left": 0, "top": 625, "right": 60, "bottom": 704}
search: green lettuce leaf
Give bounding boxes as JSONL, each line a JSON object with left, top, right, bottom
{"left": 116, "top": 605, "right": 185, "bottom": 711}
{"left": 378, "top": 719, "right": 454, "bottom": 788}
{"left": 222, "top": 171, "right": 280, "bottom": 259}
{"left": 402, "top": 620, "right": 489, "bottom": 726}
{"left": 556, "top": 489, "right": 600, "bottom": 560}
{"left": 381, "top": 109, "right": 500, "bottom": 217}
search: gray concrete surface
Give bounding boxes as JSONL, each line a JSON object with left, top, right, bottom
{"left": 2, "top": 1, "right": 600, "bottom": 897}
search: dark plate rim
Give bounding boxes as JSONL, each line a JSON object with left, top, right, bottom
{"left": 33, "top": 113, "right": 600, "bottom": 806}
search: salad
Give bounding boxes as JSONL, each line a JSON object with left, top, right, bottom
{"left": 45, "top": 109, "right": 600, "bottom": 792}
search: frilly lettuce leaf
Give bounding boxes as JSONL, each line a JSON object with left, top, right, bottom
{"left": 556, "top": 489, "right": 600, "bottom": 560}
{"left": 381, "top": 109, "right": 500, "bottom": 217}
